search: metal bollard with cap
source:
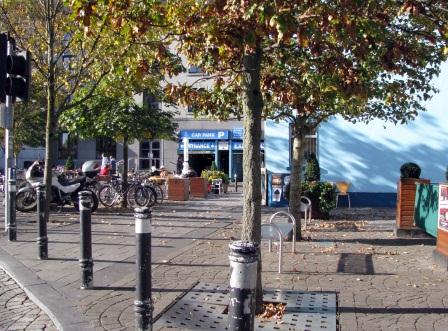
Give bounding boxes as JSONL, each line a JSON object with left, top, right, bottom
{"left": 7, "top": 167, "right": 17, "bottom": 241}
{"left": 79, "top": 191, "right": 94, "bottom": 289}
{"left": 228, "top": 240, "right": 258, "bottom": 331}
{"left": 36, "top": 183, "right": 48, "bottom": 260}
{"left": 134, "top": 207, "right": 153, "bottom": 331}
{"left": 234, "top": 173, "right": 238, "bottom": 192}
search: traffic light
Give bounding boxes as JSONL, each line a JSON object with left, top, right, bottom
{"left": 0, "top": 33, "right": 31, "bottom": 103}
{"left": 6, "top": 49, "right": 31, "bottom": 102}
{"left": 0, "top": 33, "right": 7, "bottom": 103}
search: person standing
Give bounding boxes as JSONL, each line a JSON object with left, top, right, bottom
{"left": 109, "top": 156, "right": 117, "bottom": 175}
{"left": 100, "top": 153, "right": 110, "bottom": 176}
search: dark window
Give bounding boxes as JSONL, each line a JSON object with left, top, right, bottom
{"left": 58, "top": 132, "right": 78, "bottom": 159}
{"left": 289, "top": 126, "right": 318, "bottom": 167}
{"left": 96, "top": 137, "right": 116, "bottom": 159}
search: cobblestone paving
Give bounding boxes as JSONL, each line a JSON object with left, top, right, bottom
{"left": 1, "top": 195, "right": 448, "bottom": 330}
{"left": 0, "top": 268, "right": 57, "bottom": 331}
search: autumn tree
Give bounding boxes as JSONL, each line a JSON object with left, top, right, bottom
{"left": 0, "top": 0, "right": 177, "bottom": 218}
{"left": 261, "top": 1, "right": 448, "bottom": 236}
{"left": 60, "top": 90, "right": 178, "bottom": 204}
{"left": 66, "top": 0, "right": 448, "bottom": 311}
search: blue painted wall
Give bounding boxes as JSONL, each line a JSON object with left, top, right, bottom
{"left": 320, "top": 62, "right": 448, "bottom": 194}
{"left": 265, "top": 120, "right": 290, "bottom": 173}
{"left": 264, "top": 63, "right": 448, "bottom": 207}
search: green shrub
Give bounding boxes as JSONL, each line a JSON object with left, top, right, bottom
{"left": 302, "top": 181, "right": 336, "bottom": 213}
{"left": 210, "top": 161, "right": 218, "bottom": 171}
{"left": 285, "top": 181, "right": 336, "bottom": 214}
{"left": 201, "top": 169, "right": 229, "bottom": 184}
{"left": 65, "top": 156, "right": 74, "bottom": 170}
{"left": 400, "top": 162, "right": 421, "bottom": 179}
{"left": 304, "top": 153, "right": 320, "bottom": 182}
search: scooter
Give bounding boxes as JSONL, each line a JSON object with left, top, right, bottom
{"left": 15, "top": 160, "right": 99, "bottom": 212}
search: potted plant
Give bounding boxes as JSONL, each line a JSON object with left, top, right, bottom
{"left": 395, "top": 162, "right": 429, "bottom": 236}
{"left": 201, "top": 169, "right": 230, "bottom": 193}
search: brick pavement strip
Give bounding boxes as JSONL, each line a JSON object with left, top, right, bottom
{"left": 0, "top": 267, "right": 57, "bottom": 331}
{"left": 1, "top": 195, "right": 448, "bottom": 330}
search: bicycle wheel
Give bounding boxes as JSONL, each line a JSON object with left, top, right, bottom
{"left": 153, "top": 184, "right": 164, "bottom": 204}
{"left": 98, "top": 185, "right": 116, "bottom": 207}
{"left": 127, "top": 185, "right": 150, "bottom": 208}
{"left": 16, "top": 189, "right": 37, "bottom": 212}
{"left": 146, "top": 186, "right": 157, "bottom": 207}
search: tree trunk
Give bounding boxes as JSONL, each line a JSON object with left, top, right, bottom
{"left": 120, "top": 135, "right": 129, "bottom": 208}
{"left": 241, "top": 43, "right": 263, "bottom": 312}
{"left": 44, "top": 0, "right": 56, "bottom": 222}
{"left": 288, "top": 118, "right": 306, "bottom": 240}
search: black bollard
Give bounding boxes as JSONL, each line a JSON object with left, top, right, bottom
{"left": 134, "top": 207, "right": 153, "bottom": 331}
{"left": 36, "top": 183, "right": 48, "bottom": 260}
{"left": 79, "top": 191, "right": 93, "bottom": 289}
{"left": 7, "top": 167, "right": 17, "bottom": 241}
{"left": 228, "top": 241, "right": 258, "bottom": 331}
{"left": 234, "top": 173, "right": 238, "bottom": 192}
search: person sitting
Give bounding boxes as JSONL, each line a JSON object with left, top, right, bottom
{"left": 160, "top": 165, "right": 170, "bottom": 178}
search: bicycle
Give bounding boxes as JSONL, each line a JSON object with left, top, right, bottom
{"left": 98, "top": 175, "right": 152, "bottom": 208}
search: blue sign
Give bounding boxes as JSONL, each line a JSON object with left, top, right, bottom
{"left": 180, "top": 130, "right": 228, "bottom": 140}
{"left": 179, "top": 141, "right": 216, "bottom": 151}
{"left": 232, "top": 141, "right": 243, "bottom": 150}
{"left": 232, "top": 141, "right": 264, "bottom": 150}
{"left": 231, "top": 128, "right": 244, "bottom": 139}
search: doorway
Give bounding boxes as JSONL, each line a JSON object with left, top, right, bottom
{"left": 218, "top": 151, "right": 229, "bottom": 174}
{"left": 189, "top": 153, "right": 214, "bottom": 176}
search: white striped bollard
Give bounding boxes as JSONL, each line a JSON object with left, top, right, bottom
{"left": 7, "top": 167, "right": 17, "bottom": 241}
{"left": 228, "top": 241, "right": 258, "bottom": 331}
{"left": 79, "top": 191, "right": 94, "bottom": 289}
{"left": 134, "top": 207, "right": 152, "bottom": 331}
{"left": 36, "top": 183, "right": 48, "bottom": 259}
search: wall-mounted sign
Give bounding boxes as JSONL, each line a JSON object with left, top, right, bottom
{"left": 438, "top": 184, "right": 448, "bottom": 232}
{"left": 231, "top": 141, "right": 264, "bottom": 150}
{"left": 179, "top": 130, "right": 229, "bottom": 140}
{"left": 178, "top": 141, "right": 216, "bottom": 151}
{"left": 218, "top": 141, "right": 228, "bottom": 150}
{"left": 231, "top": 128, "right": 244, "bottom": 139}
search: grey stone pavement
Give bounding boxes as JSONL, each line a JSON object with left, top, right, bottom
{"left": 0, "top": 188, "right": 448, "bottom": 330}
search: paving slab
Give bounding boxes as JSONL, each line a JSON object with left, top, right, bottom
{"left": 1, "top": 193, "right": 448, "bottom": 330}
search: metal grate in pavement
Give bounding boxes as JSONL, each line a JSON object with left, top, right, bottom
{"left": 154, "top": 283, "right": 337, "bottom": 330}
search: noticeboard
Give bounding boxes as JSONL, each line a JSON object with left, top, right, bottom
{"left": 437, "top": 184, "right": 448, "bottom": 232}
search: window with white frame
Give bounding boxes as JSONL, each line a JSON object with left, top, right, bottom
{"left": 139, "top": 140, "right": 161, "bottom": 169}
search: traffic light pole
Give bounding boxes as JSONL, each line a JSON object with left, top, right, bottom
{"left": 4, "top": 38, "right": 14, "bottom": 232}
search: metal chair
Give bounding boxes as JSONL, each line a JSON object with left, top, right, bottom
{"left": 211, "top": 179, "right": 223, "bottom": 195}
{"left": 288, "top": 196, "right": 312, "bottom": 230}
{"left": 261, "top": 211, "right": 296, "bottom": 273}
{"left": 336, "top": 181, "right": 351, "bottom": 208}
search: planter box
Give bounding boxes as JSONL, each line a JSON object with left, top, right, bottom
{"left": 395, "top": 178, "right": 430, "bottom": 235}
{"left": 190, "top": 177, "right": 208, "bottom": 198}
{"left": 167, "top": 178, "right": 189, "bottom": 201}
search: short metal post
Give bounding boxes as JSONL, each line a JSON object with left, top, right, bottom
{"left": 234, "top": 173, "right": 238, "bottom": 192}
{"left": 134, "top": 207, "right": 152, "bottom": 331}
{"left": 7, "top": 167, "right": 16, "bottom": 241}
{"left": 228, "top": 241, "right": 258, "bottom": 331}
{"left": 79, "top": 191, "right": 93, "bottom": 289}
{"left": 36, "top": 184, "right": 47, "bottom": 259}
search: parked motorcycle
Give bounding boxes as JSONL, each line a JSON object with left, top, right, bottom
{"left": 16, "top": 160, "right": 99, "bottom": 212}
